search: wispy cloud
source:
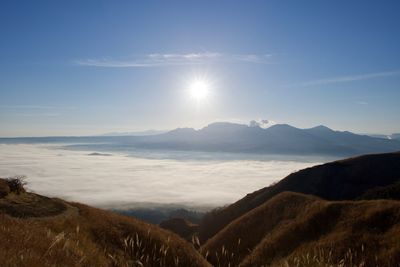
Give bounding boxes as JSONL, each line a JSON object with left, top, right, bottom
{"left": 13, "top": 113, "right": 60, "bottom": 117}
{"left": 296, "top": 69, "right": 400, "bottom": 87}
{"left": 75, "top": 52, "right": 272, "bottom": 68}
{"left": 0, "top": 105, "right": 76, "bottom": 110}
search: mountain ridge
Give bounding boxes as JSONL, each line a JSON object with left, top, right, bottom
{"left": 0, "top": 177, "right": 210, "bottom": 267}
{"left": 145, "top": 122, "right": 400, "bottom": 156}
{"left": 200, "top": 192, "right": 400, "bottom": 267}
{"left": 199, "top": 151, "right": 400, "bottom": 242}
{"left": 2, "top": 122, "right": 400, "bottom": 157}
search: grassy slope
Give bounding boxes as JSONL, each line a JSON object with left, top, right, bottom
{"left": 360, "top": 181, "right": 400, "bottom": 200}
{"left": 159, "top": 218, "right": 199, "bottom": 241}
{"left": 199, "top": 151, "right": 400, "bottom": 242}
{"left": 0, "top": 182, "right": 210, "bottom": 267}
{"left": 2, "top": 151, "right": 400, "bottom": 267}
{"left": 201, "top": 192, "right": 400, "bottom": 267}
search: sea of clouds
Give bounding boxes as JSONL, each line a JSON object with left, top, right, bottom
{"left": 0, "top": 144, "right": 320, "bottom": 210}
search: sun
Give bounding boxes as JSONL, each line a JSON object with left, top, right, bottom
{"left": 189, "top": 79, "right": 210, "bottom": 101}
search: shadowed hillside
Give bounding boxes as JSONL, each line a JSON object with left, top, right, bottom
{"left": 201, "top": 192, "right": 400, "bottom": 267}
{"left": 199, "top": 151, "right": 400, "bottom": 242}
{"left": 360, "top": 181, "right": 400, "bottom": 200}
{"left": 201, "top": 192, "right": 319, "bottom": 266}
{"left": 159, "top": 218, "right": 199, "bottom": 241}
{"left": 0, "top": 178, "right": 210, "bottom": 267}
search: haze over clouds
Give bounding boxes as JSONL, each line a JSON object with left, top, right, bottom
{"left": 0, "top": 144, "right": 317, "bottom": 210}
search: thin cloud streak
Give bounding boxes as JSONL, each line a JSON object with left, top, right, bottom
{"left": 296, "top": 69, "right": 400, "bottom": 87}
{"left": 13, "top": 113, "right": 60, "bottom": 117}
{"left": 0, "top": 105, "right": 76, "bottom": 110}
{"left": 75, "top": 52, "right": 272, "bottom": 68}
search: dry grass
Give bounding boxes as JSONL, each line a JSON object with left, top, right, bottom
{"left": 1, "top": 189, "right": 399, "bottom": 267}
{"left": 360, "top": 181, "right": 400, "bottom": 200}
{"left": 272, "top": 245, "right": 400, "bottom": 267}
{"left": 159, "top": 218, "right": 199, "bottom": 241}
{"left": 0, "top": 214, "right": 104, "bottom": 267}
{"left": 200, "top": 192, "right": 320, "bottom": 266}
{"left": 201, "top": 192, "right": 400, "bottom": 267}
{"left": 70, "top": 202, "right": 209, "bottom": 267}
{"left": 2, "top": 152, "right": 400, "bottom": 267}
{"left": 0, "top": 177, "right": 210, "bottom": 267}
{"left": 0, "top": 203, "right": 211, "bottom": 267}
{"left": 199, "top": 151, "right": 400, "bottom": 242}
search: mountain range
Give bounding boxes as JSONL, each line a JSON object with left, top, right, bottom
{"left": 135, "top": 122, "right": 400, "bottom": 156}
{"left": 101, "top": 129, "right": 168, "bottom": 136}
{"left": 2, "top": 122, "right": 400, "bottom": 157}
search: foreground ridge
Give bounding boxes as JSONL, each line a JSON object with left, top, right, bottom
{"left": 0, "top": 177, "right": 210, "bottom": 267}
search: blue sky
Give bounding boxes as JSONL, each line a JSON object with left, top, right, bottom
{"left": 1, "top": 0, "right": 400, "bottom": 136}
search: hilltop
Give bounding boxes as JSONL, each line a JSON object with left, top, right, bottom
{"left": 194, "top": 151, "right": 400, "bottom": 266}
{"left": 201, "top": 192, "right": 400, "bottom": 267}
{"left": 0, "top": 177, "right": 210, "bottom": 267}
{"left": 199, "top": 151, "right": 400, "bottom": 242}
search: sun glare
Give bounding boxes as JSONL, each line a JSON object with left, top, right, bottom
{"left": 189, "top": 79, "right": 210, "bottom": 101}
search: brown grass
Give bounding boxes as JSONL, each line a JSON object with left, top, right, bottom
{"left": 0, "top": 192, "right": 67, "bottom": 218}
{"left": 200, "top": 192, "right": 320, "bottom": 266}
{"left": 71, "top": 202, "right": 209, "bottom": 267}
{"left": 201, "top": 192, "right": 400, "bottom": 267}
{"left": 3, "top": 149, "right": 400, "bottom": 267}
{"left": 0, "top": 178, "right": 210, "bottom": 267}
{"left": 199, "top": 151, "right": 400, "bottom": 242}
{"left": 3, "top": 189, "right": 400, "bottom": 267}
{"left": 159, "top": 217, "right": 199, "bottom": 241}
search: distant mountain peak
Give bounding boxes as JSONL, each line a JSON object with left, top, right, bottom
{"left": 267, "top": 124, "right": 299, "bottom": 131}
{"left": 308, "top": 125, "right": 333, "bottom": 132}
{"left": 169, "top": 127, "right": 196, "bottom": 133}
{"left": 201, "top": 122, "right": 248, "bottom": 132}
{"left": 204, "top": 122, "right": 247, "bottom": 128}
{"left": 101, "top": 129, "right": 167, "bottom": 136}
{"left": 269, "top": 123, "right": 290, "bottom": 128}
{"left": 164, "top": 127, "right": 196, "bottom": 136}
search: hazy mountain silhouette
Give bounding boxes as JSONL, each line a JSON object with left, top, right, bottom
{"left": 101, "top": 129, "right": 168, "bottom": 136}
{"left": 138, "top": 122, "right": 400, "bottom": 156}
{"left": 368, "top": 133, "right": 400, "bottom": 140}
{"left": 391, "top": 133, "right": 400, "bottom": 140}
{"left": 1, "top": 122, "right": 400, "bottom": 157}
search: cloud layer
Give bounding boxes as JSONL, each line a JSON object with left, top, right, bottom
{"left": 0, "top": 144, "right": 317, "bottom": 209}
{"left": 75, "top": 52, "right": 272, "bottom": 68}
